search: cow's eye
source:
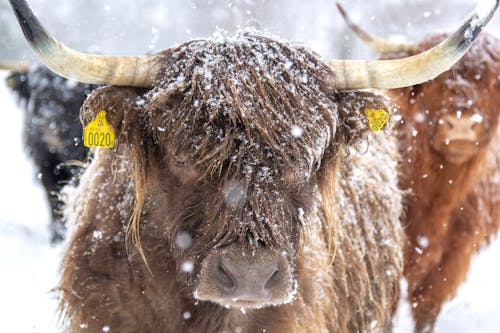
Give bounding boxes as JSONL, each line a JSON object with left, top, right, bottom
{"left": 283, "top": 167, "right": 308, "bottom": 186}
{"left": 167, "top": 153, "right": 200, "bottom": 185}
{"left": 176, "top": 157, "right": 187, "bottom": 167}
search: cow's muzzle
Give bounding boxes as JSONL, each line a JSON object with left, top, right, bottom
{"left": 195, "top": 245, "right": 296, "bottom": 309}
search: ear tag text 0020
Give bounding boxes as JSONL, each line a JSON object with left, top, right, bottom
{"left": 83, "top": 110, "right": 115, "bottom": 148}
{"left": 364, "top": 108, "right": 389, "bottom": 132}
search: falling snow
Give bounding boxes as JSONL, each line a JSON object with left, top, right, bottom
{"left": 471, "top": 113, "right": 484, "bottom": 123}
{"left": 181, "top": 261, "right": 194, "bottom": 273}
{"left": 414, "top": 112, "right": 426, "bottom": 123}
{"left": 290, "top": 125, "right": 304, "bottom": 138}
{"left": 175, "top": 231, "right": 193, "bottom": 250}
{"left": 417, "top": 236, "right": 429, "bottom": 248}
{"left": 1, "top": 0, "right": 500, "bottom": 331}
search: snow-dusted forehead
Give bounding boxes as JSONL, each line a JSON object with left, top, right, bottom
{"left": 145, "top": 32, "right": 341, "bottom": 181}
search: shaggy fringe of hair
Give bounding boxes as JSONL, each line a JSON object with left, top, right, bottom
{"left": 319, "top": 154, "right": 341, "bottom": 262}
{"left": 123, "top": 32, "right": 395, "bottom": 272}
{"left": 126, "top": 32, "right": 341, "bottom": 258}
{"left": 126, "top": 147, "right": 151, "bottom": 272}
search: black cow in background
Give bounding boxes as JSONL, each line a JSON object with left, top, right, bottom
{"left": 4, "top": 64, "right": 97, "bottom": 243}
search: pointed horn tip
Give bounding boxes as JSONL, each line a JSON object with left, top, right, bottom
{"left": 327, "top": 0, "right": 498, "bottom": 90}
{"left": 335, "top": 2, "right": 379, "bottom": 47}
{"left": 336, "top": 2, "right": 347, "bottom": 16}
{"left": 466, "top": 0, "right": 499, "bottom": 34}
{"left": 476, "top": 0, "right": 500, "bottom": 20}
{"left": 336, "top": 3, "right": 357, "bottom": 29}
{"left": 8, "top": 0, "right": 160, "bottom": 87}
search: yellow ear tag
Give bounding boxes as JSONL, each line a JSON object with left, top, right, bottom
{"left": 364, "top": 108, "right": 389, "bottom": 132}
{"left": 83, "top": 110, "right": 115, "bottom": 148}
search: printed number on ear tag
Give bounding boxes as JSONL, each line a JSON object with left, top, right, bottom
{"left": 364, "top": 108, "right": 389, "bottom": 132}
{"left": 83, "top": 110, "right": 115, "bottom": 148}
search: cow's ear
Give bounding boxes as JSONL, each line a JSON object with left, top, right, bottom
{"left": 335, "top": 90, "right": 396, "bottom": 147}
{"left": 5, "top": 72, "right": 29, "bottom": 98}
{"left": 80, "top": 86, "right": 147, "bottom": 143}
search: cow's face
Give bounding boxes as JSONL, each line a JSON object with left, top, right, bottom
{"left": 432, "top": 76, "right": 500, "bottom": 165}
{"left": 410, "top": 76, "right": 497, "bottom": 165}
{"left": 428, "top": 79, "right": 487, "bottom": 164}
{"left": 80, "top": 35, "right": 389, "bottom": 310}
{"left": 394, "top": 33, "right": 500, "bottom": 166}
{"left": 431, "top": 110, "right": 486, "bottom": 165}
{"left": 146, "top": 143, "right": 317, "bottom": 309}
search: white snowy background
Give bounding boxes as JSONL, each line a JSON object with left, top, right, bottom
{"left": 1, "top": 0, "right": 500, "bottom": 332}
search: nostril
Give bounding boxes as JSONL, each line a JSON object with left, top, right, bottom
{"left": 217, "top": 262, "right": 235, "bottom": 290}
{"left": 264, "top": 268, "right": 280, "bottom": 291}
{"left": 196, "top": 250, "right": 294, "bottom": 306}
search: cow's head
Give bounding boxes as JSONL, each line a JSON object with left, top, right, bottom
{"left": 384, "top": 33, "right": 500, "bottom": 166}
{"left": 78, "top": 39, "right": 391, "bottom": 308}
{"left": 9, "top": 0, "right": 498, "bottom": 309}
{"left": 338, "top": 3, "right": 500, "bottom": 165}
{"left": 415, "top": 34, "right": 500, "bottom": 165}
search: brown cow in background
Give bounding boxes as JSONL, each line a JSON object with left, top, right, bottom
{"left": 9, "top": 0, "right": 499, "bottom": 332}
{"left": 338, "top": 4, "right": 500, "bottom": 332}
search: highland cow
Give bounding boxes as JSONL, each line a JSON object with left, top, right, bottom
{"left": 3, "top": 64, "right": 96, "bottom": 242}
{"left": 9, "top": 0, "right": 499, "bottom": 332}
{"left": 338, "top": 4, "right": 500, "bottom": 332}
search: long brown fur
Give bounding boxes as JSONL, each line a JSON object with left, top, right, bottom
{"left": 60, "top": 32, "right": 404, "bottom": 333}
{"left": 383, "top": 33, "right": 500, "bottom": 332}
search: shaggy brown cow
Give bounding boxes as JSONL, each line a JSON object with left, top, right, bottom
{"left": 10, "top": 0, "right": 498, "bottom": 332}
{"left": 338, "top": 4, "right": 500, "bottom": 332}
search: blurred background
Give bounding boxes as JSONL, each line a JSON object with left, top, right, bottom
{"left": 1, "top": 0, "right": 500, "bottom": 332}
{"left": 1, "top": 0, "right": 500, "bottom": 61}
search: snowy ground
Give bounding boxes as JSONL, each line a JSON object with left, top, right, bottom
{"left": 1, "top": 66, "right": 500, "bottom": 332}
{"left": 0, "top": 73, "right": 61, "bottom": 331}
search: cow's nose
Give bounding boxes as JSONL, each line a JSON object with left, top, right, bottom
{"left": 439, "top": 113, "right": 481, "bottom": 142}
{"left": 196, "top": 247, "right": 294, "bottom": 308}
{"left": 215, "top": 254, "right": 280, "bottom": 300}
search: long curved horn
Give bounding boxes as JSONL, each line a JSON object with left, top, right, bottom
{"left": 336, "top": 3, "right": 414, "bottom": 53}
{"left": 0, "top": 61, "right": 31, "bottom": 72}
{"left": 8, "top": 0, "right": 161, "bottom": 87}
{"left": 327, "top": 0, "right": 499, "bottom": 89}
